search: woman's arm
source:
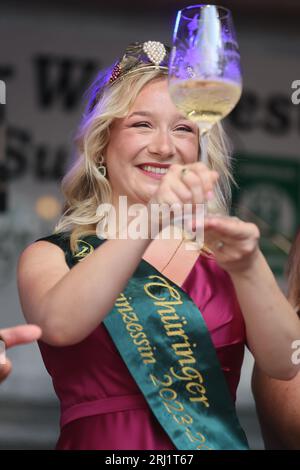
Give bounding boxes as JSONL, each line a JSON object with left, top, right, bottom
{"left": 204, "top": 216, "right": 300, "bottom": 380}
{"left": 18, "top": 163, "right": 217, "bottom": 348}
{"left": 252, "top": 363, "right": 300, "bottom": 449}
{"left": 230, "top": 250, "right": 300, "bottom": 379}
{"left": 18, "top": 233, "right": 152, "bottom": 347}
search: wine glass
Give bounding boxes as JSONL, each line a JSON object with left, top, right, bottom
{"left": 168, "top": 4, "right": 242, "bottom": 167}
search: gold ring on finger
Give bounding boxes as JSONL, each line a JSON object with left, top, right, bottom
{"left": 181, "top": 167, "right": 189, "bottom": 180}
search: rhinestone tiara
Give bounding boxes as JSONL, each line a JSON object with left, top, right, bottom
{"left": 88, "top": 40, "right": 170, "bottom": 113}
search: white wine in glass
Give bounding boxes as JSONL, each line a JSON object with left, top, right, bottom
{"left": 169, "top": 5, "right": 242, "bottom": 166}
{"left": 169, "top": 78, "right": 241, "bottom": 133}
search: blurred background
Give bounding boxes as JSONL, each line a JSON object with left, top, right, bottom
{"left": 0, "top": 0, "right": 299, "bottom": 449}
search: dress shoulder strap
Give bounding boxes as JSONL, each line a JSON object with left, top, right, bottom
{"left": 35, "top": 232, "right": 70, "bottom": 249}
{"left": 34, "top": 232, "right": 106, "bottom": 269}
{"left": 34, "top": 232, "right": 74, "bottom": 268}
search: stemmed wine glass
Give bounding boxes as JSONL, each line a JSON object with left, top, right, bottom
{"left": 168, "top": 4, "right": 242, "bottom": 167}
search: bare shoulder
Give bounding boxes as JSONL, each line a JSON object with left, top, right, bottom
{"left": 17, "top": 239, "right": 70, "bottom": 324}
{"left": 18, "top": 239, "right": 69, "bottom": 273}
{"left": 20, "top": 238, "right": 64, "bottom": 255}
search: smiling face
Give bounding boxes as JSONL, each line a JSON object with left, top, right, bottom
{"left": 104, "top": 77, "right": 200, "bottom": 206}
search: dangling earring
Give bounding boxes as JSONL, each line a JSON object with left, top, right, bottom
{"left": 97, "top": 154, "right": 107, "bottom": 177}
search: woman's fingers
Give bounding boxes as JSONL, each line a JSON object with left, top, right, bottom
{"left": 150, "top": 162, "right": 219, "bottom": 213}
{"left": 154, "top": 186, "right": 182, "bottom": 206}
{"left": 203, "top": 216, "right": 260, "bottom": 263}
{"left": 0, "top": 358, "right": 12, "bottom": 384}
{"left": 202, "top": 216, "right": 261, "bottom": 274}
{"left": 180, "top": 165, "right": 218, "bottom": 201}
{"left": 169, "top": 179, "right": 193, "bottom": 203}
{"left": 0, "top": 325, "right": 42, "bottom": 349}
{"left": 177, "top": 169, "right": 206, "bottom": 204}
{"left": 169, "top": 163, "right": 219, "bottom": 205}
{"left": 204, "top": 216, "right": 260, "bottom": 241}
{"left": 190, "top": 164, "right": 219, "bottom": 193}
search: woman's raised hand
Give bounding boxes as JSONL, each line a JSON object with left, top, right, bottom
{"left": 149, "top": 162, "right": 219, "bottom": 208}
{"left": 146, "top": 162, "right": 219, "bottom": 235}
{"left": 204, "top": 215, "right": 261, "bottom": 275}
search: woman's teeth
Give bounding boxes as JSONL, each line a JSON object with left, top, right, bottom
{"left": 140, "top": 165, "right": 168, "bottom": 175}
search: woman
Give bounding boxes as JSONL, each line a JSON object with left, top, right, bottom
{"left": 252, "top": 229, "right": 300, "bottom": 449}
{"left": 17, "top": 41, "right": 300, "bottom": 450}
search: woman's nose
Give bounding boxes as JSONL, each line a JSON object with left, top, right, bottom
{"left": 147, "top": 130, "right": 176, "bottom": 158}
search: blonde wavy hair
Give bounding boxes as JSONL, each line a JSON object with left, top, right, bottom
{"left": 54, "top": 67, "right": 235, "bottom": 254}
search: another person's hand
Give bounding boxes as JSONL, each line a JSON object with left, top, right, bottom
{"left": 0, "top": 325, "right": 42, "bottom": 384}
{"left": 203, "top": 215, "right": 260, "bottom": 274}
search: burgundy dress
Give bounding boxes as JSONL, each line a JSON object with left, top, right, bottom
{"left": 37, "top": 236, "right": 246, "bottom": 450}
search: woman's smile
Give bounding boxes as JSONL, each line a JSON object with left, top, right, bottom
{"left": 136, "top": 162, "right": 170, "bottom": 180}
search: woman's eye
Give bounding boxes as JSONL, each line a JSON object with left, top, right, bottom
{"left": 132, "top": 122, "right": 151, "bottom": 128}
{"left": 176, "top": 126, "right": 193, "bottom": 132}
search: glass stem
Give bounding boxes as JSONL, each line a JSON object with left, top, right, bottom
{"left": 198, "top": 126, "right": 210, "bottom": 166}
{"left": 198, "top": 126, "right": 210, "bottom": 216}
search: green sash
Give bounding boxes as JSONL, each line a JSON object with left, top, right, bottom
{"left": 47, "top": 232, "right": 249, "bottom": 450}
